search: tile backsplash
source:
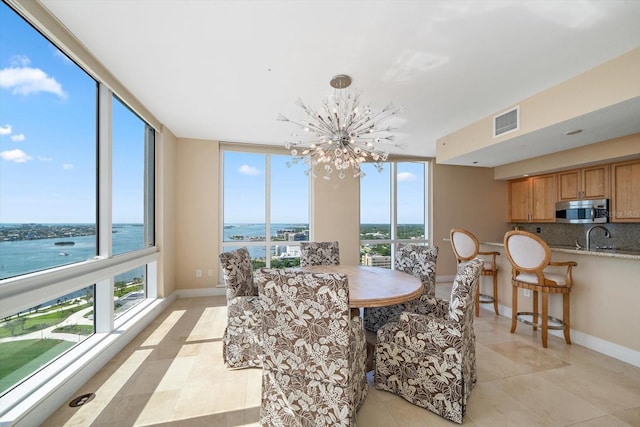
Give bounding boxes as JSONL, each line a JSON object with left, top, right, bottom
{"left": 510, "top": 223, "right": 640, "bottom": 251}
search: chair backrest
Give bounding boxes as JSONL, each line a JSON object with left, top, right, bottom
{"left": 219, "top": 247, "right": 257, "bottom": 300}
{"left": 503, "top": 230, "right": 550, "bottom": 273}
{"left": 448, "top": 258, "right": 483, "bottom": 322}
{"left": 395, "top": 244, "right": 438, "bottom": 297}
{"left": 450, "top": 228, "right": 479, "bottom": 262}
{"left": 299, "top": 241, "right": 340, "bottom": 267}
{"left": 256, "top": 268, "right": 351, "bottom": 382}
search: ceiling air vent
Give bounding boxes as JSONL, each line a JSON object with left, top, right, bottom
{"left": 494, "top": 106, "right": 519, "bottom": 137}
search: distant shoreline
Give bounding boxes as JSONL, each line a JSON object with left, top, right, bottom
{"left": 0, "top": 223, "right": 141, "bottom": 243}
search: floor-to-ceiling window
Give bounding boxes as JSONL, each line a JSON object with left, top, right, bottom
{"left": 220, "top": 147, "right": 310, "bottom": 270}
{"left": 360, "top": 161, "right": 429, "bottom": 268}
{"left": 0, "top": 1, "right": 157, "bottom": 407}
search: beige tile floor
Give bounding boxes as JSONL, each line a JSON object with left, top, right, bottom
{"left": 44, "top": 286, "right": 640, "bottom": 427}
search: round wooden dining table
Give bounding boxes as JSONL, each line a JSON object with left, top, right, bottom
{"left": 298, "top": 264, "right": 423, "bottom": 309}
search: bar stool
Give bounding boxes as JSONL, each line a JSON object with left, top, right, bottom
{"left": 450, "top": 228, "right": 500, "bottom": 316}
{"left": 503, "top": 230, "right": 577, "bottom": 348}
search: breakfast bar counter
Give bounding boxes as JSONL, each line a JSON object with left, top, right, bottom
{"left": 478, "top": 241, "right": 640, "bottom": 365}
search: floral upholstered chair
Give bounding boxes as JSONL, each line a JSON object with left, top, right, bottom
{"left": 374, "top": 258, "right": 483, "bottom": 424}
{"left": 363, "top": 244, "right": 438, "bottom": 332}
{"left": 299, "top": 241, "right": 340, "bottom": 267}
{"left": 255, "top": 268, "right": 368, "bottom": 427}
{"left": 218, "top": 247, "right": 262, "bottom": 369}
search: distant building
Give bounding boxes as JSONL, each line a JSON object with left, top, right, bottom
{"left": 286, "top": 245, "right": 301, "bottom": 257}
{"left": 361, "top": 253, "right": 391, "bottom": 268}
{"left": 273, "top": 245, "right": 301, "bottom": 258}
{"left": 287, "top": 230, "right": 308, "bottom": 241}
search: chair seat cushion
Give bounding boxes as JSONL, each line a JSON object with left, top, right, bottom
{"left": 515, "top": 272, "right": 567, "bottom": 286}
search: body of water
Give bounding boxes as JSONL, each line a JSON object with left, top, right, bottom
{"left": 0, "top": 224, "right": 144, "bottom": 281}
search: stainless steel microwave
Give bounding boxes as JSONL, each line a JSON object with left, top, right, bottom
{"left": 555, "top": 199, "right": 609, "bottom": 224}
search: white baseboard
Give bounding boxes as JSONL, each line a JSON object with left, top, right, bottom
{"left": 175, "top": 287, "right": 226, "bottom": 298}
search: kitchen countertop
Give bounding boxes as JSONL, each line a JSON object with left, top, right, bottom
{"left": 481, "top": 241, "right": 640, "bottom": 261}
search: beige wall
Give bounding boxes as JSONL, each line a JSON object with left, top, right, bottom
{"left": 311, "top": 173, "right": 361, "bottom": 265}
{"left": 495, "top": 133, "right": 640, "bottom": 179}
{"left": 156, "top": 127, "right": 177, "bottom": 297}
{"left": 437, "top": 48, "right": 640, "bottom": 164}
{"left": 175, "top": 138, "right": 220, "bottom": 289}
{"left": 432, "top": 164, "right": 510, "bottom": 276}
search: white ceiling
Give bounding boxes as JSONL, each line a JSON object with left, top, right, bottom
{"left": 38, "top": 0, "right": 640, "bottom": 167}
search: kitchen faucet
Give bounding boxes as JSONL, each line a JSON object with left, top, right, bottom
{"left": 585, "top": 225, "right": 611, "bottom": 251}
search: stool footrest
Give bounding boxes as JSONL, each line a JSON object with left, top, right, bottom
{"left": 516, "top": 311, "right": 565, "bottom": 330}
{"left": 478, "top": 293, "right": 494, "bottom": 304}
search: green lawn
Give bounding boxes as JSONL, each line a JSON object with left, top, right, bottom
{"left": 0, "top": 339, "right": 74, "bottom": 395}
{"left": 0, "top": 303, "right": 90, "bottom": 338}
{"left": 52, "top": 324, "right": 94, "bottom": 335}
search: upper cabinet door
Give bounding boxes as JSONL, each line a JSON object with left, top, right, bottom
{"left": 508, "top": 174, "right": 556, "bottom": 222}
{"left": 582, "top": 165, "right": 609, "bottom": 200}
{"left": 611, "top": 159, "right": 640, "bottom": 222}
{"left": 530, "top": 174, "right": 556, "bottom": 222}
{"left": 557, "top": 165, "right": 609, "bottom": 201}
{"left": 558, "top": 169, "right": 581, "bottom": 201}
{"left": 509, "top": 178, "right": 530, "bottom": 222}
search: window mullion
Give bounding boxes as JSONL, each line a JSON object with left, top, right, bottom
{"left": 98, "top": 83, "right": 112, "bottom": 259}
{"left": 390, "top": 162, "right": 398, "bottom": 267}
{"left": 265, "top": 155, "right": 271, "bottom": 267}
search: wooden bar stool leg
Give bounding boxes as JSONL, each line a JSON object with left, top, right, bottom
{"left": 563, "top": 293, "right": 572, "bottom": 344}
{"left": 541, "top": 292, "right": 549, "bottom": 348}
{"left": 532, "top": 290, "right": 539, "bottom": 331}
{"left": 511, "top": 285, "right": 518, "bottom": 333}
{"left": 492, "top": 273, "right": 499, "bottom": 315}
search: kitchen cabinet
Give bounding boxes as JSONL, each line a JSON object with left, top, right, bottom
{"left": 611, "top": 159, "right": 640, "bottom": 222}
{"left": 509, "top": 173, "right": 556, "bottom": 222}
{"left": 557, "top": 165, "right": 609, "bottom": 201}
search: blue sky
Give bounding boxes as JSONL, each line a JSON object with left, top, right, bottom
{"left": 0, "top": 3, "right": 425, "bottom": 226}
{"left": 223, "top": 151, "right": 311, "bottom": 224}
{"left": 224, "top": 150, "right": 425, "bottom": 224}
{"left": 0, "top": 3, "right": 144, "bottom": 223}
{"left": 360, "top": 161, "right": 425, "bottom": 224}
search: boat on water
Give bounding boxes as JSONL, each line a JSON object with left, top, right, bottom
{"left": 55, "top": 241, "right": 75, "bottom": 246}
{"left": 59, "top": 252, "right": 69, "bottom": 256}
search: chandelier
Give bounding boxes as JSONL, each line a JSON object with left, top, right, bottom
{"left": 278, "top": 74, "right": 403, "bottom": 179}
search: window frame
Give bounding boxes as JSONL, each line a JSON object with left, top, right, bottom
{"left": 218, "top": 145, "right": 311, "bottom": 275}
{"left": 0, "top": 1, "right": 159, "bottom": 413}
{"left": 359, "top": 161, "right": 431, "bottom": 267}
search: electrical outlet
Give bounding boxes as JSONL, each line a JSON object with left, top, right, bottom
{"left": 536, "top": 227, "right": 541, "bottom": 233}
{"left": 196, "top": 269, "right": 202, "bottom": 278}
{"left": 208, "top": 269, "right": 214, "bottom": 277}
{"left": 524, "top": 289, "right": 531, "bottom": 297}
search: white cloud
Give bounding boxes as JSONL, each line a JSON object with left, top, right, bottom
{"left": 62, "top": 163, "right": 74, "bottom": 170}
{"left": 11, "top": 133, "right": 25, "bottom": 142}
{"left": 38, "top": 156, "right": 53, "bottom": 162}
{"left": 0, "top": 149, "right": 32, "bottom": 163}
{"left": 238, "top": 164, "right": 260, "bottom": 175}
{"left": 9, "top": 55, "right": 31, "bottom": 67}
{"left": 397, "top": 172, "right": 416, "bottom": 182}
{"left": 0, "top": 66, "right": 67, "bottom": 98}
{"left": 0, "top": 124, "right": 11, "bottom": 135}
